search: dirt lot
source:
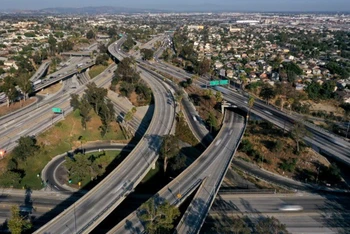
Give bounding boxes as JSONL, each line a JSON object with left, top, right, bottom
{"left": 37, "top": 82, "right": 63, "bottom": 95}
{"left": 237, "top": 120, "right": 345, "bottom": 187}
{"left": 0, "top": 97, "right": 37, "bottom": 116}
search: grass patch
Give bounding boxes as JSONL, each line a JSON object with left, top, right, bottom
{"left": 141, "top": 162, "right": 160, "bottom": 184}
{"left": 0, "top": 110, "right": 127, "bottom": 190}
{"left": 175, "top": 115, "right": 199, "bottom": 146}
{"left": 89, "top": 64, "right": 108, "bottom": 78}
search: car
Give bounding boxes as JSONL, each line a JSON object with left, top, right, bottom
{"left": 193, "top": 115, "right": 197, "bottom": 121}
{"left": 278, "top": 204, "right": 303, "bottom": 211}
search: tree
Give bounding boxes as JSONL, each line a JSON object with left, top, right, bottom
{"left": 113, "top": 57, "right": 140, "bottom": 85}
{"left": 175, "top": 89, "right": 184, "bottom": 112}
{"left": 198, "top": 58, "right": 211, "bottom": 75}
{"left": 8, "top": 206, "right": 32, "bottom": 234}
{"left": 17, "top": 74, "right": 32, "bottom": 101}
{"left": 85, "top": 83, "right": 107, "bottom": 114}
{"left": 255, "top": 217, "right": 289, "bottom": 234}
{"left": 291, "top": 121, "right": 307, "bottom": 153}
{"left": 98, "top": 100, "right": 115, "bottom": 137}
{"left": 139, "top": 199, "right": 180, "bottom": 234}
{"left": 70, "top": 94, "right": 80, "bottom": 111}
{"left": 2, "top": 76, "right": 19, "bottom": 107}
{"left": 248, "top": 96, "right": 255, "bottom": 118}
{"left": 119, "top": 82, "right": 135, "bottom": 97}
{"left": 12, "top": 136, "right": 39, "bottom": 162}
{"left": 160, "top": 135, "right": 180, "bottom": 173}
{"left": 79, "top": 97, "right": 92, "bottom": 130}
{"left": 123, "top": 35, "right": 135, "bottom": 52}
{"left": 260, "top": 84, "right": 276, "bottom": 104}
{"left": 48, "top": 34, "right": 57, "bottom": 55}
{"left": 214, "top": 91, "right": 222, "bottom": 102}
{"left": 207, "top": 112, "right": 218, "bottom": 133}
{"left": 65, "top": 153, "right": 92, "bottom": 183}
{"left": 0, "top": 171, "right": 22, "bottom": 187}
{"left": 141, "top": 48, "right": 154, "bottom": 60}
{"left": 86, "top": 30, "right": 95, "bottom": 39}
{"left": 107, "top": 27, "right": 117, "bottom": 37}
{"left": 305, "top": 81, "right": 321, "bottom": 100}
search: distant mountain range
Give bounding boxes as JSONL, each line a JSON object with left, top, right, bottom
{"left": 0, "top": 5, "right": 349, "bottom": 15}
{"left": 0, "top": 6, "right": 169, "bottom": 14}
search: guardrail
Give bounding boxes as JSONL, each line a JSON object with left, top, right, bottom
{"left": 218, "top": 188, "right": 276, "bottom": 194}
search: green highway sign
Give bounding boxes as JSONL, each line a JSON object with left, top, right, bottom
{"left": 209, "top": 80, "right": 220, "bottom": 86}
{"left": 219, "top": 80, "right": 229, "bottom": 85}
{"left": 209, "top": 79, "right": 229, "bottom": 86}
{"left": 52, "top": 107, "right": 62, "bottom": 113}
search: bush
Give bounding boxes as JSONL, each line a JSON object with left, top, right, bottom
{"left": 279, "top": 158, "right": 298, "bottom": 172}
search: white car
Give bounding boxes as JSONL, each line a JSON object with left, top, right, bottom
{"left": 279, "top": 204, "right": 303, "bottom": 211}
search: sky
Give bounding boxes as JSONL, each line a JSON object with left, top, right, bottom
{"left": 0, "top": 0, "right": 350, "bottom": 12}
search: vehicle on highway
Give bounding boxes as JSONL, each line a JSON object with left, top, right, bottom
{"left": 193, "top": 115, "right": 197, "bottom": 121}
{"left": 278, "top": 204, "right": 303, "bottom": 211}
{"left": 19, "top": 205, "right": 33, "bottom": 214}
{"left": 33, "top": 79, "right": 43, "bottom": 86}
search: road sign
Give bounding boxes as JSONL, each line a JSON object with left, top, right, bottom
{"left": 219, "top": 79, "right": 229, "bottom": 85}
{"left": 209, "top": 80, "right": 220, "bottom": 86}
{"left": 52, "top": 107, "right": 62, "bottom": 113}
{"left": 209, "top": 79, "right": 229, "bottom": 86}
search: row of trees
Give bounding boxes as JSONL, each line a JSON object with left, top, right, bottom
{"left": 70, "top": 83, "right": 115, "bottom": 137}
{"left": 112, "top": 57, "right": 152, "bottom": 105}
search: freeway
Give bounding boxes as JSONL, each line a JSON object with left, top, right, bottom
{"left": 204, "top": 193, "right": 350, "bottom": 234}
{"left": 0, "top": 62, "right": 115, "bottom": 152}
{"left": 108, "top": 109, "right": 246, "bottom": 233}
{"left": 35, "top": 40, "right": 176, "bottom": 233}
{"left": 175, "top": 110, "right": 246, "bottom": 233}
{"left": 142, "top": 55, "right": 350, "bottom": 166}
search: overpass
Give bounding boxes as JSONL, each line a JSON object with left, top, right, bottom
{"left": 109, "top": 109, "right": 246, "bottom": 233}
{"left": 32, "top": 61, "right": 95, "bottom": 92}
{"left": 61, "top": 51, "right": 92, "bottom": 57}
{"left": 34, "top": 37, "right": 176, "bottom": 234}
{"left": 30, "top": 61, "right": 50, "bottom": 82}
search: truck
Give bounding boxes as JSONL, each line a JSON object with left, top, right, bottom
{"left": 76, "top": 63, "right": 84, "bottom": 68}
{"left": 33, "top": 79, "right": 43, "bottom": 86}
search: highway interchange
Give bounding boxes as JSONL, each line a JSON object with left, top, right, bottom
{"left": 34, "top": 38, "right": 176, "bottom": 233}
{"left": 0, "top": 34, "right": 349, "bottom": 233}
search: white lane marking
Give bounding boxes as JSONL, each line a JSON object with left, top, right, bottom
{"left": 229, "top": 130, "right": 233, "bottom": 135}
{"left": 215, "top": 139, "right": 222, "bottom": 146}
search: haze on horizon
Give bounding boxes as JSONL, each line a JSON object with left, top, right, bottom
{"left": 0, "top": 0, "right": 350, "bottom": 12}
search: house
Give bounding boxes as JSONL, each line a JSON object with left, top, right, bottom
{"left": 336, "top": 89, "right": 350, "bottom": 103}
{"left": 4, "top": 60, "right": 18, "bottom": 70}
{"left": 215, "top": 61, "right": 224, "bottom": 69}
{"left": 226, "top": 69, "right": 234, "bottom": 79}
{"left": 295, "top": 83, "right": 306, "bottom": 91}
